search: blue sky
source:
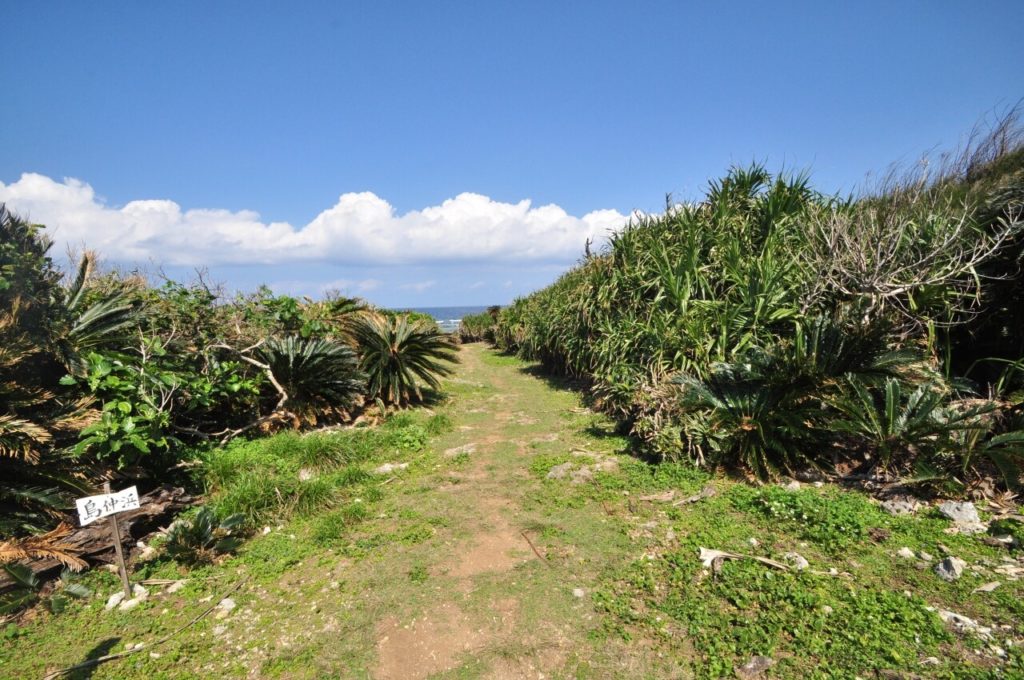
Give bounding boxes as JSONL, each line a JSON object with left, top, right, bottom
{"left": 3, "top": 1, "right": 1023, "bottom": 307}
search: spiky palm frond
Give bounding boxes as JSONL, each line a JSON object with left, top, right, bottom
{"left": 0, "top": 416, "right": 52, "bottom": 463}
{"left": 831, "top": 377, "right": 994, "bottom": 471}
{"left": 353, "top": 313, "right": 459, "bottom": 406}
{"left": 0, "top": 522, "right": 86, "bottom": 571}
{"left": 164, "top": 507, "right": 244, "bottom": 565}
{"left": 52, "top": 253, "right": 139, "bottom": 376}
{"left": 673, "top": 358, "right": 825, "bottom": 479}
{"left": 257, "top": 335, "right": 365, "bottom": 418}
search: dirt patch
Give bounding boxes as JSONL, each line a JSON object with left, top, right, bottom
{"left": 374, "top": 602, "right": 486, "bottom": 679}
{"left": 444, "top": 523, "right": 533, "bottom": 578}
{"left": 531, "top": 433, "right": 559, "bottom": 443}
{"left": 444, "top": 443, "right": 478, "bottom": 457}
{"left": 486, "top": 644, "right": 569, "bottom": 680}
{"left": 436, "top": 496, "right": 535, "bottom": 578}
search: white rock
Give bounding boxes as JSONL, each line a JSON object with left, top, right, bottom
{"left": 748, "top": 538, "right": 760, "bottom": 548}
{"left": 137, "top": 545, "right": 158, "bottom": 561}
{"left": 935, "top": 557, "right": 967, "bottom": 582}
{"left": 105, "top": 591, "right": 126, "bottom": 610}
{"left": 373, "top": 462, "right": 409, "bottom": 475}
{"left": 897, "top": 547, "right": 916, "bottom": 559}
{"left": 938, "top": 609, "right": 994, "bottom": 640}
{"left": 215, "top": 597, "right": 237, "bottom": 619}
{"left": 783, "top": 552, "right": 809, "bottom": 570}
{"left": 920, "top": 657, "right": 940, "bottom": 666}
{"left": 298, "top": 468, "right": 315, "bottom": 481}
{"left": 131, "top": 584, "right": 149, "bottom": 599}
{"left": 737, "top": 655, "right": 774, "bottom": 677}
{"left": 572, "top": 588, "right": 586, "bottom": 598}
{"left": 919, "top": 551, "right": 934, "bottom": 561}
{"left": 937, "top": 501, "right": 987, "bottom": 534}
{"left": 119, "top": 597, "right": 144, "bottom": 611}
{"left": 262, "top": 526, "right": 272, "bottom": 535}
{"left": 166, "top": 580, "right": 187, "bottom": 594}
{"left": 938, "top": 501, "right": 980, "bottom": 524}
{"left": 783, "top": 480, "right": 801, "bottom": 491}
{"left": 546, "top": 462, "right": 574, "bottom": 480}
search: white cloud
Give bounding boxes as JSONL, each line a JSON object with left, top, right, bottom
{"left": 468, "top": 281, "right": 486, "bottom": 289}
{"left": 0, "top": 173, "right": 627, "bottom": 266}
{"left": 320, "top": 278, "right": 381, "bottom": 293}
{"left": 399, "top": 280, "right": 436, "bottom": 293}
{"left": 265, "top": 277, "right": 382, "bottom": 298}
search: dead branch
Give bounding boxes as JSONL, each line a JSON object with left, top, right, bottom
{"left": 207, "top": 342, "right": 292, "bottom": 443}
{"left": 520, "top": 531, "right": 550, "bottom": 566}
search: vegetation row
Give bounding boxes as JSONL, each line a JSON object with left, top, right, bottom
{"left": 493, "top": 113, "right": 1024, "bottom": 487}
{"left": 0, "top": 213, "right": 459, "bottom": 610}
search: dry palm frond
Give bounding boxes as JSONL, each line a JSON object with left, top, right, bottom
{"left": 49, "top": 397, "right": 100, "bottom": 433}
{"left": 0, "top": 415, "right": 52, "bottom": 463}
{"left": 0, "top": 523, "right": 86, "bottom": 571}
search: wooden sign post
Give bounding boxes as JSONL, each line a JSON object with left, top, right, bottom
{"left": 76, "top": 483, "right": 141, "bottom": 599}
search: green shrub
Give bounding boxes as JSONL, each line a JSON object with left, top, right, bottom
{"left": 353, "top": 313, "right": 459, "bottom": 405}
{"left": 257, "top": 335, "right": 365, "bottom": 422}
{"left": 494, "top": 122, "right": 1024, "bottom": 487}
{"left": 458, "top": 309, "right": 499, "bottom": 343}
{"left": 164, "top": 506, "right": 244, "bottom": 565}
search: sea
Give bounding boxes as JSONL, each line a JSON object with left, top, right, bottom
{"left": 405, "top": 306, "right": 492, "bottom": 333}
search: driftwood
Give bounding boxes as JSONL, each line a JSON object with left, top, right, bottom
{"left": 0, "top": 485, "right": 192, "bottom": 594}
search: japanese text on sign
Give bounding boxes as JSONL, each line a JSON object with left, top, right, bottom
{"left": 76, "top": 486, "right": 140, "bottom": 526}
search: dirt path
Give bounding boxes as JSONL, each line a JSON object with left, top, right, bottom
{"left": 9, "top": 344, "right": 670, "bottom": 679}
{"left": 362, "top": 344, "right": 650, "bottom": 679}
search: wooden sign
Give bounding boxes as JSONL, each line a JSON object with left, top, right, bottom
{"left": 76, "top": 485, "right": 140, "bottom": 526}
{"left": 76, "top": 484, "right": 139, "bottom": 598}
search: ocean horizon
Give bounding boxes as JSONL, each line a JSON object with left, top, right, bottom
{"left": 402, "top": 305, "right": 495, "bottom": 332}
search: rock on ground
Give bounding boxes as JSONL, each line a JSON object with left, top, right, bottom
{"left": 937, "top": 609, "right": 994, "bottom": 640}
{"left": 934, "top": 556, "right": 967, "bottom": 582}
{"left": 937, "top": 500, "right": 986, "bottom": 533}
{"left": 938, "top": 501, "right": 980, "bottom": 524}
{"left": 736, "top": 655, "right": 774, "bottom": 677}
{"left": 546, "top": 462, "right": 574, "bottom": 480}
{"left": 444, "top": 443, "right": 476, "bottom": 457}
{"left": 881, "top": 499, "right": 918, "bottom": 516}
{"left": 215, "top": 597, "right": 237, "bottom": 620}
{"left": 373, "top": 462, "right": 409, "bottom": 475}
{"left": 783, "top": 552, "right": 810, "bottom": 570}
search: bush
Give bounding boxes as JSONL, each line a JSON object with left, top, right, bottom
{"left": 458, "top": 307, "right": 500, "bottom": 343}
{"left": 353, "top": 313, "right": 459, "bottom": 405}
{"left": 164, "top": 506, "right": 245, "bottom": 565}
{"left": 494, "top": 116, "right": 1024, "bottom": 484}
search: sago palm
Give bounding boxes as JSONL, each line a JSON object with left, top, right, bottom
{"left": 257, "top": 336, "right": 365, "bottom": 423}
{"left": 353, "top": 313, "right": 459, "bottom": 406}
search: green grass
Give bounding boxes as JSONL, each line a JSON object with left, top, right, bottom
{"left": 2, "top": 346, "right": 1021, "bottom": 679}
{"left": 201, "top": 413, "right": 451, "bottom": 526}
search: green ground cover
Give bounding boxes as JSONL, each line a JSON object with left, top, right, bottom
{"left": 2, "top": 344, "right": 1021, "bottom": 679}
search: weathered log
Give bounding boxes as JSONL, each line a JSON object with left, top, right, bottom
{"left": 0, "top": 485, "right": 193, "bottom": 594}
